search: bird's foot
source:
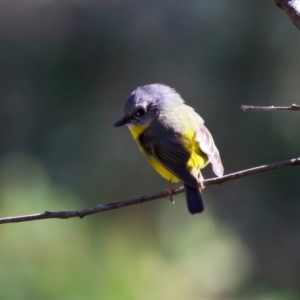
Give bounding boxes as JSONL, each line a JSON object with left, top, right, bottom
{"left": 166, "top": 180, "right": 174, "bottom": 204}
{"left": 198, "top": 172, "right": 205, "bottom": 191}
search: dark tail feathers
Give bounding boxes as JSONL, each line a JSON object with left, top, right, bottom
{"left": 184, "top": 184, "right": 204, "bottom": 214}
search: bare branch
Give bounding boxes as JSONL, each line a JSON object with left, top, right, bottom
{"left": 0, "top": 157, "right": 299, "bottom": 225}
{"left": 273, "top": 0, "right": 300, "bottom": 30}
{"left": 241, "top": 104, "right": 300, "bottom": 111}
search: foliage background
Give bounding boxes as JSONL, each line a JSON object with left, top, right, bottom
{"left": 0, "top": 1, "right": 300, "bottom": 299}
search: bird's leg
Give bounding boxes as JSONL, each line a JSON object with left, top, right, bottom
{"left": 198, "top": 171, "right": 205, "bottom": 191}
{"left": 166, "top": 179, "right": 175, "bottom": 204}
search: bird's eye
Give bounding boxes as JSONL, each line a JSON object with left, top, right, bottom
{"left": 135, "top": 108, "right": 145, "bottom": 117}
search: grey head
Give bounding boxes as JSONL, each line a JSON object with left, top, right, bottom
{"left": 113, "top": 83, "right": 184, "bottom": 127}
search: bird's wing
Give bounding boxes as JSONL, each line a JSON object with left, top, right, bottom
{"left": 195, "top": 125, "right": 224, "bottom": 177}
{"left": 139, "top": 129, "right": 199, "bottom": 188}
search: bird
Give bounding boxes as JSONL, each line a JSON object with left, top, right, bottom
{"left": 113, "top": 84, "right": 223, "bottom": 214}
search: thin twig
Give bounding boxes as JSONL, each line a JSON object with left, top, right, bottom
{"left": 273, "top": 0, "right": 300, "bottom": 30}
{"left": 0, "top": 157, "right": 299, "bottom": 225}
{"left": 241, "top": 104, "right": 300, "bottom": 111}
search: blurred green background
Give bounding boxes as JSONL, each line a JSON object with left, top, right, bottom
{"left": 0, "top": 1, "right": 300, "bottom": 299}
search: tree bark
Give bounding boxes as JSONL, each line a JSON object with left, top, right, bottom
{"left": 274, "top": 0, "right": 300, "bottom": 30}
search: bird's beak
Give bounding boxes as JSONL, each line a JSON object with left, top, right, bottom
{"left": 113, "top": 117, "right": 129, "bottom": 127}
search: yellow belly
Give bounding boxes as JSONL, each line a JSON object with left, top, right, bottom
{"left": 139, "top": 145, "right": 180, "bottom": 182}
{"left": 129, "top": 124, "right": 209, "bottom": 183}
{"left": 129, "top": 124, "right": 178, "bottom": 182}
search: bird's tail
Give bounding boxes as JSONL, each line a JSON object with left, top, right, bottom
{"left": 184, "top": 184, "right": 204, "bottom": 214}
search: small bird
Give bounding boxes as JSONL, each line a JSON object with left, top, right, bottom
{"left": 114, "top": 84, "right": 223, "bottom": 214}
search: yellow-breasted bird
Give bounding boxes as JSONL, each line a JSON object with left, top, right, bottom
{"left": 114, "top": 84, "right": 223, "bottom": 214}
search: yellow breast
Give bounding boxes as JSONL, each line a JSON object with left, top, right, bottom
{"left": 128, "top": 122, "right": 209, "bottom": 183}
{"left": 128, "top": 124, "right": 147, "bottom": 140}
{"left": 128, "top": 123, "right": 179, "bottom": 182}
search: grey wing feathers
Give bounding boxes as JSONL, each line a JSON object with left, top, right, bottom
{"left": 195, "top": 126, "right": 224, "bottom": 177}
